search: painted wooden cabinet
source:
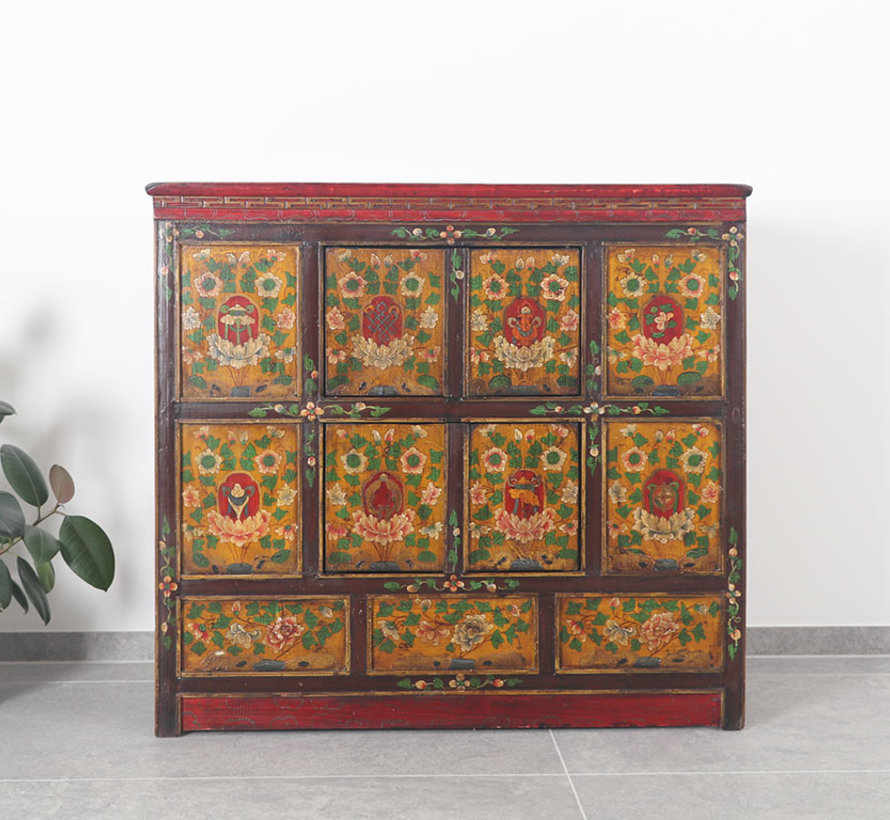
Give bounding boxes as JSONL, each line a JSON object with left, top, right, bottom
{"left": 148, "top": 183, "right": 749, "bottom": 735}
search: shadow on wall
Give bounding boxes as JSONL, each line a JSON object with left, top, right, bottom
{"left": 1, "top": 307, "right": 138, "bottom": 631}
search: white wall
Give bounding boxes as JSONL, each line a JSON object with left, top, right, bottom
{"left": 1, "top": 0, "right": 887, "bottom": 631}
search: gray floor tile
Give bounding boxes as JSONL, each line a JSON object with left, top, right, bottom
{"left": 0, "top": 775, "right": 582, "bottom": 820}
{"left": 572, "top": 771, "right": 890, "bottom": 820}
{"left": 0, "top": 679, "right": 563, "bottom": 779}
{"left": 553, "top": 670, "right": 890, "bottom": 774}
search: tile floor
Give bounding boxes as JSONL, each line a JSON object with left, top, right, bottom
{"left": 0, "top": 656, "right": 887, "bottom": 819}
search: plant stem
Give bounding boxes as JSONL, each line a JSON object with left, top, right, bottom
{"left": 0, "top": 503, "right": 63, "bottom": 557}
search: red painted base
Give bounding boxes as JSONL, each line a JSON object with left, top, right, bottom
{"left": 180, "top": 691, "right": 722, "bottom": 732}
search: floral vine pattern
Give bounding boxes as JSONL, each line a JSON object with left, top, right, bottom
{"left": 446, "top": 510, "right": 460, "bottom": 569}
{"left": 585, "top": 339, "right": 601, "bottom": 393}
{"left": 558, "top": 595, "right": 723, "bottom": 671}
{"left": 159, "top": 222, "right": 176, "bottom": 303}
{"left": 382, "top": 576, "right": 522, "bottom": 594}
{"left": 391, "top": 225, "right": 519, "bottom": 245}
{"left": 158, "top": 516, "right": 177, "bottom": 650}
{"left": 604, "top": 420, "right": 723, "bottom": 574}
{"left": 247, "top": 402, "right": 390, "bottom": 420}
{"left": 324, "top": 424, "right": 447, "bottom": 572}
{"left": 468, "top": 250, "right": 581, "bottom": 396}
{"left": 180, "top": 424, "right": 299, "bottom": 575}
{"left": 396, "top": 674, "right": 523, "bottom": 692}
{"left": 727, "top": 526, "right": 743, "bottom": 660}
{"left": 605, "top": 245, "right": 722, "bottom": 398}
{"left": 449, "top": 249, "right": 464, "bottom": 303}
{"left": 181, "top": 245, "right": 298, "bottom": 398}
{"left": 181, "top": 598, "right": 348, "bottom": 674}
{"left": 370, "top": 595, "right": 537, "bottom": 673}
{"left": 324, "top": 248, "right": 445, "bottom": 396}
{"left": 468, "top": 422, "right": 581, "bottom": 572}
{"left": 666, "top": 225, "right": 744, "bottom": 301}
{"left": 179, "top": 225, "right": 236, "bottom": 240}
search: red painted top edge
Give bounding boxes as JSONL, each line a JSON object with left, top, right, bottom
{"left": 146, "top": 182, "right": 753, "bottom": 199}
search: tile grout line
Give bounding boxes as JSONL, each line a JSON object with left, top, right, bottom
{"left": 0, "top": 770, "right": 888, "bottom": 785}
{"left": 549, "top": 730, "right": 589, "bottom": 820}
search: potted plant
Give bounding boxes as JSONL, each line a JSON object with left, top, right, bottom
{"left": 0, "top": 400, "right": 114, "bottom": 623}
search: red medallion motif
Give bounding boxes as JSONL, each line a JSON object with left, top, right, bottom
{"left": 505, "top": 470, "right": 545, "bottom": 519}
{"left": 641, "top": 294, "right": 684, "bottom": 343}
{"left": 504, "top": 297, "right": 546, "bottom": 347}
{"left": 362, "top": 296, "right": 403, "bottom": 346}
{"left": 362, "top": 470, "right": 404, "bottom": 520}
{"left": 642, "top": 469, "right": 685, "bottom": 519}
{"left": 217, "top": 295, "right": 260, "bottom": 346}
{"left": 218, "top": 473, "right": 261, "bottom": 521}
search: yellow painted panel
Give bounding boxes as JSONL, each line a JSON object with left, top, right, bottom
{"left": 324, "top": 248, "right": 446, "bottom": 396}
{"left": 181, "top": 597, "right": 348, "bottom": 675}
{"left": 467, "top": 422, "right": 581, "bottom": 572}
{"left": 603, "top": 420, "right": 722, "bottom": 574}
{"left": 467, "top": 249, "right": 581, "bottom": 396}
{"left": 323, "top": 423, "right": 447, "bottom": 572}
{"left": 557, "top": 594, "right": 723, "bottom": 672}
{"left": 370, "top": 595, "right": 538, "bottom": 674}
{"left": 180, "top": 245, "right": 299, "bottom": 399}
{"left": 181, "top": 423, "right": 300, "bottom": 575}
{"left": 605, "top": 245, "right": 722, "bottom": 398}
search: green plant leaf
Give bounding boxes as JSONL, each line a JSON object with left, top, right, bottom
{"left": 0, "top": 490, "right": 26, "bottom": 539}
{"left": 0, "top": 401, "right": 14, "bottom": 424}
{"left": 36, "top": 560, "right": 55, "bottom": 593}
{"left": 10, "top": 578, "right": 28, "bottom": 612}
{"left": 59, "top": 515, "right": 115, "bottom": 590}
{"left": 1, "top": 444, "right": 49, "bottom": 507}
{"left": 49, "top": 465, "right": 76, "bottom": 503}
{"left": 23, "top": 525, "right": 62, "bottom": 563}
{"left": 0, "top": 559, "right": 12, "bottom": 608}
{"left": 17, "top": 556, "right": 51, "bottom": 624}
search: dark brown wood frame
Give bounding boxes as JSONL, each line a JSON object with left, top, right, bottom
{"left": 150, "top": 183, "right": 749, "bottom": 735}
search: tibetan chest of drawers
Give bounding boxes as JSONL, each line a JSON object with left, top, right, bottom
{"left": 148, "top": 183, "right": 750, "bottom": 735}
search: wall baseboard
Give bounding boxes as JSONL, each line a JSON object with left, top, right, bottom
{"left": 1, "top": 627, "right": 889, "bottom": 662}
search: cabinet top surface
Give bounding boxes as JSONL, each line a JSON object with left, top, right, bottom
{"left": 147, "top": 182, "right": 751, "bottom": 223}
{"left": 147, "top": 182, "right": 752, "bottom": 198}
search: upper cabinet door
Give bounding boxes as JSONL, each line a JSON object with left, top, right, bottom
{"left": 467, "top": 249, "right": 582, "bottom": 397}
{"left": 323, "top": 248, "right": 446, "bottom": 397}
{"left": 179, "top": 244, "right": 300, "bottom": 400}
{"left": 604, "top": 245, "right": 724, "bottom": 399}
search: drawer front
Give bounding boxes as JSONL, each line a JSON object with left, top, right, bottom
{"left": 180, "top": 597, "right": 349, "bottom": 676}
{"left": 557, "top": 594, "right": 724, "bottom": 673}
{"left": 369, "top": 594, "right": 538, "bottom": 675}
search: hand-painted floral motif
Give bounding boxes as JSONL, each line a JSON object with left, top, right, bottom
{"left": 181, "top": 598, "right": 347, "bottom": 674}
{"left": 181, "top": 424, "right": 299, "bottom": 575}
{"left": 605, "top": 246, "right": 722, "bottom": 398}
{"left": 323, "top": 423, "right": 447, "bottom": 572}
{"left": 468, "top": 249, "right": 581, "bottom": 396}
{"left": 324, "top": 249, "right": 445, "bottom": 396}
{"left": 468, "top": 423, "right": 581, "bottom": 572}
{"left": 604, "top": 420, "right": 722, "bottom": 574}
{"left": 370, "top": 595, "right": 537, "bottom": 673}
{"left": 180, "top": 245, "right": 298, "bottom": 398}
{"left": 557, "top": 595, "right": 723, "bottom": 671}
